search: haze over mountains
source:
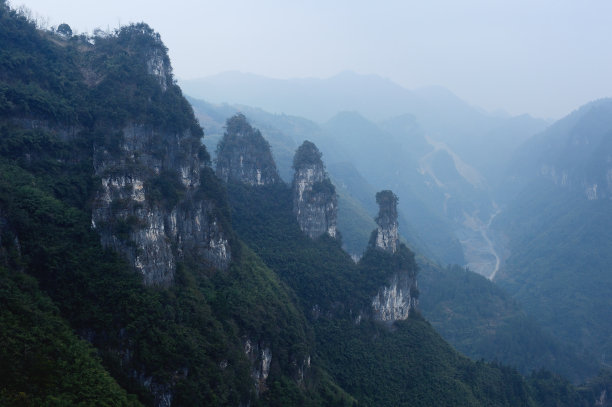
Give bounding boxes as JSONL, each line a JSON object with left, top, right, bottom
{"left": 183, "top": 72, "right": 612, "bottom": 386}
{"left": 182, "top": 71, "right": 549, "bottom": 186}
{"left": 4, "top": 1, "right": 612, "bottom": 405}
{"left": 182, "top": 71, "right": 548, "bottom": 273}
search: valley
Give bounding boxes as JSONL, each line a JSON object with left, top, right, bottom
{"left": 459, "top": 206, "right": 502, "bottom": 280}
{"left": 2, "top": 1, "right": 612, "bottom": 405}
{"left": 418, "top": 134, "right": 501, "bottom": 279}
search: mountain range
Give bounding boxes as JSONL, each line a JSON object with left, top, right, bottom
{"left": 2, "top": 2, "right": 612, "bottom": 406}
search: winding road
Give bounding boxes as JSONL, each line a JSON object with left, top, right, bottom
{"left": 484, "top": 209, "right": 501, "bottom": 280}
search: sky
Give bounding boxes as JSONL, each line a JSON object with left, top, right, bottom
{"left": 13, "top": 0, "right": 612, "bottom": 120}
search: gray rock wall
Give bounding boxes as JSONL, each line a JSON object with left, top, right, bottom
{"left": 374, "top": 190, "right": 399, "bottom": 253}
{"left": 292, "top": 141, "right": 337, "bottom": 239}
{"left": 92, "top": 123, "right": 230, "bottom": 286}
{"left": 371, "top": 190, "right": 418, "bottom": 322}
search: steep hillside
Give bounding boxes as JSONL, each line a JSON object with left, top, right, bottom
{"left": 224, "top": 166, "right": 596, "bottom": 406}
{"left": 188, "top": 97, "right": 454, "bottom": 262}
{"left": 418, "top": 263, "right": 597, "bottom": 382}
{"left": 0, "top": 5, "right": 339, "bottom": 405}
{"left": 495, "top": 98, "right": 612, "bottom": 367}
{"left": 0, "top": 3, "right": 608, "bottom": 406}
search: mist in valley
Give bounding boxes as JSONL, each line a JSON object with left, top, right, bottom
{"left": 7, "top": 0, "right": 612, "bottom": 403}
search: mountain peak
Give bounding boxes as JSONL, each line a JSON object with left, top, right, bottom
{"left": 215, "top": 113, "right": 281, "bottom": 186}
{"left": 374, "top": 190, "right": 399, "bottom": 253}
{"left": 292, "top": 141, "right": 338, "bottom": 239}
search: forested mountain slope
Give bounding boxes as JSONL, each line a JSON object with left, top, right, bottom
{"left": 495, "top": 99, "right": 612, "bottom": 367}
{"left": 0, "top": 4, "right": 329, "bottom": 404}
{"left": 0, "top": 2, "right": 608, "bottom": 406}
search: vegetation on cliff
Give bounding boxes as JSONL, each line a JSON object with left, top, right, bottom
{"left": 0, "top": 2, "right": 608, "bottom": 406}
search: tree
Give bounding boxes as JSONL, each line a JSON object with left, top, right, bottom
{"left": 57, "top": 23, "right": 72, "bottom": 37}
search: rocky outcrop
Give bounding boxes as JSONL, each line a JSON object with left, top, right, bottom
{"left": 370, "top": 190, "right": 418, "bottom": 322}
{"left": 91, "top": 35, "right": 231, "bottom": 286}
{"left": 374, "top": 190, "right": 399, "bottom": 253}
{"left": 92, "top": 123, "right": 231, "bottom": 285}
{"left": 292, "top": 141, "right": 337, "bottom": 239}
{"left": 146, "top": 47, "right": 170, "bottom": 92}
{"left": 216, "top": 114, "right": 280, "bottom": 186}
{"left": 372, "top": 272, "right": 418, "bottom": 321}
{"left": 244, "top": 339, "right": 272, "bottom": 395}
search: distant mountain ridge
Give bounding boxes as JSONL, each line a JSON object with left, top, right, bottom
{"left": 181, "top": 70, "right": 548, "bottom": 200}
{"left": 505, "top": 98, "right": 612, "bottom": 200}
{"left": 494, "top": 98, "right": 612, "bottom": 373}
{"left": 3, "top": 2, "right": 612, "bottom": 404}
{"left": 182, "top": 70, "right": 425, "bottom": 123}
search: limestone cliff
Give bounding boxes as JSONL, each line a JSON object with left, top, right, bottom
{"left": 244, "top": 338, "right": 272, "bottom": 395}
{"left": 292, "top": 141, "right": 337, "bottom": 239}
{"left": 91, "top": 29, "right": 230, "bottom": 286}
{"left": 370, "top": 190, "right": 418, "bottom": 321}
{"left": 216, "top": 114, "right": 280, "bottom": 186}
{"left": 374, "top": 190, "right": 399, "bottom": 253}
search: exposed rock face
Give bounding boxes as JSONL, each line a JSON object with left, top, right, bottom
{"left": 372, "top": 272, "right": 418, "bottom": 322}
{"left": 374, "top": 190, "right": 399, "bottom": 253}
{"left": 244, "top": 339, "right": 272, "bottom": 395}
{"left": 92, "top": 124, "right": 230, "bottom": 285}
{"left": 87, "top": 28, "right": 232, "bottom": 286}
{"left": 371, "top": 190, "right": 418, "bottom": 322}
{"left": 216, "top": 114, "right": 280, "bottom": 186}
{"left": 292, "top": 141, "right": 337, "bottom": 239}
{"left": 146, "top": 47, "right": 169, "bottom": 92}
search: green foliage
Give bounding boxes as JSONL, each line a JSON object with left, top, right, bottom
{"left": 292, "top": 140, "right": 322, "bottom": 169}
{"left": 375, "top": 189, "right": 398, "bottom": 207}
{"left": 225, "top": 180, "right": 594, "bottom": 406}
{"left": 227, "top": 182, "right": 394, "bottom": 315}
{"left": 145, "top": 169, "right": 185, "bottom": 209}
{"left": 215, "top": 113, "right": 278, "bottom": 182}
{"left": 315, "top": 316, "right": 539, "bottom": 407}
{"left": 0, "top": 6, "right": 256, "bottom": 404}
{"left": 418, "top": 263, "right": 597, "bottom": 381}
{"left": 0, "top": 267, "right": 140, "bottom": 406}
{"left": 0, "top": 2, "right": 605, "bottom": 405}
{"left": 310, "top": 178, "right": 335, "bottom": 196}
{"left": 496, "top": 181, "right": 612, "bottom": 366}
{"left": 56, "top": 23, "right": 72, "bottom": 37}
{"left": 0, "top": 154, "right": 255, "bottom": 404}
{"left": 335, "top": 188, "right": 376, "bottom": 256}
{"left": 527, "top": 370, "right": 591, "bottom": 407}
{"left": 224, "top": 113, "right": 253, "bottom": 135}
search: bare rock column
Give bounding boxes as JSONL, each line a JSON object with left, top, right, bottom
{"left": 292, "top": 141, "right": 337, "bottom": 239}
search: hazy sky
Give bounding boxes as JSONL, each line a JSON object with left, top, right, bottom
{"left": 14, "top": 0, "right": 612, "bottom": 119}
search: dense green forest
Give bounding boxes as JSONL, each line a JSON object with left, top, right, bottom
{"left": 225, "top": 182, "right": 606, "bottom": 406}
{"left": 418, "top": 263, "right": 597, "bottom": 381}
{"left": 0, "top": 1, "right": 610, "bottom": 405}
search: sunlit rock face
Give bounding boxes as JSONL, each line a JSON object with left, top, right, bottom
{"left": 374, "top": 190, "right": 399, "bottom": 253}
{"left": 372, "top": 271, "right": 418, "bottom": 322}
{"left": 244, "top": 339, "right": 272, "bottom": 395}
{"left": 92, "top": 122, "right": 230, "bottom": 286}
{"left": 215, "top": 114, "right": 280, "bottom": 186}
{"left": 87, "top": 28, "right": 232, "bottom": 286}
{"left": 292, "top": 141, "right": 337, "bottom": 239}
{"left": 146, "top": 47, "right": 169, "bottom": 92}
{"left": 371, "top": 190, "right": 419, "bottom": 322}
